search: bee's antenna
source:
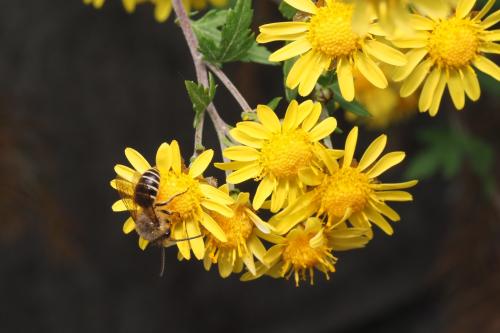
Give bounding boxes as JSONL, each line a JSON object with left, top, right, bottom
{"left": 159, "top": 247, "right": 166, "bottom": 278}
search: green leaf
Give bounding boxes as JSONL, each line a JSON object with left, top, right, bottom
{"left": 330, "top": 82, "right": 371, "bottom": 117}
{"left": 240, "top": 43, "right": 275, "bottom": 65}
{"left": 279, "top": 1, "right": 297, "bottom": 19}
{"left": 266, "top": 97, "right": 282, "bottom": 110}
{"left": 191, "top": 9, "right": 228, "bottom": 43}
{"left": 185, "top": 76, "right": 217, "bottom": 128}
{"left": 217, "top": 0, "right": 254, "bottom": 62}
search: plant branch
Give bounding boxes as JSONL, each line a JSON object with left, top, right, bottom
{"left": 206, "top": 63, "right": 252, "bottom": 112}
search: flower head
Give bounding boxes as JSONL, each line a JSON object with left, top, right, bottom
{"left": 271, "top": 127, "right": 417, "bottom": 237}
{"left": 203, "top": 185, "right": 272, "bottom": 278}
{"left": 216, "top": 99, "right": 337, "bottom": 212}
{"left": 392, "top": 0, "right": 500, "bottom": 115}
{"left": 257, "top": 0, "right": 407, "bottom": 99}
{"left": 111, "top": 140, "right": 234, "bottom": 260}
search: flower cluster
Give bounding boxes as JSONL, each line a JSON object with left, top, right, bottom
{"left": 258, "top": 0, "right": 499, "bottom": 116}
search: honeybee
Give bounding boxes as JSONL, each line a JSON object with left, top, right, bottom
{"left": 115, "top": 167, "right": 201, "bottom": 275}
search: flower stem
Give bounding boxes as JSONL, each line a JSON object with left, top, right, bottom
{"left": 206, "top": 63, "right": 252, "bottom": 112}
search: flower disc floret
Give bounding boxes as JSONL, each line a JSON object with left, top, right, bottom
{"left": 208, "top": 206, "right": 253, "bottom": 250}
{"left": 157, "top": 172, "right": 203, "bottom": 220}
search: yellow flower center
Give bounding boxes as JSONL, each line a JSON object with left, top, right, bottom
{"left": 157, "top": 171, "right": 203, "bottom": 220}
{"left": 428, "top": 17, "right": 480, "bottom": 68}
{"left": 208, "top": 205, "right": 253, "bottom": 251}
{"left": 282, "top": 233, "right": 322, "bottom": 267}
{"left": 318, "top": 167, "right": 372, "bottom": 221}
{"left": 260, "top": 129, "right": 314, "bottom": 178}
{"left": 307, "top": 3, "right": 360, "bottom": 58}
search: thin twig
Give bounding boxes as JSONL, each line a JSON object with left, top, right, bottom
{"left": 206, "top": 63, "right": 252, "bottom": 112}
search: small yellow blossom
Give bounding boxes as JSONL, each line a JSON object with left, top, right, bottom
{"left": 241, "top": 217, "right": 370, "bottom": 286}
{"left": 270, "top": 127, "right": 417, "bottom": 237}
{"left": 257, "top": 0, "right": 407, "bottom": 99}
{"left": 215, "top": 99, "right": 337, "bottom": 212}
{"left": 392, "top": 0, "right": 500, "bottom": 115}
{"left": 203, "top": 185, "right": 272, "bottom": 278}
{"left": 111, "top": 141, "right": 234, "bottom": 260}
{"left": 83, "top": 0, "right": 105, "bottom": 9}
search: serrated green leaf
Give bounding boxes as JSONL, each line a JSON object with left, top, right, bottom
{"left": 279, "top": 1, "right": 298, "bottom": 19}
{"left": 267, "top": 97, "right": 282, "bottom": 110}
{"left": 330, "top": 82, "right": 371, "bottom": 117}
{"left": 185, "top": 80, "right": 217, "bottom": 128}
{"left": 191, "top": 9, "right": 228, "bottom": 43}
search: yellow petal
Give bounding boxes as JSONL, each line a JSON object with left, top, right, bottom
{"left": 189, "top": 149, "right": 214, "bottom": 178}
{"left": 253, "top": 175, "right": 275, "bottom": 210}
{"left": 375, "top": 191, "right": 413, "bottom": 201}
{"left": 357, "top": 135, "right": 387, "bottom": 171}
{"left": 337, "top": 57, "right": 355, "bottom": 101}
{"left": 214, "top": 160, "right": 253, "bottom": 171}
{"left": 186, "top": 219, "right": 205, "bottom": 260}
{"left": 342, "top": 127, "right": 358, "bottom": 169}
{"left": 218, "top": 252, "right": 234, "bottom": 278}
{"left": 355, "top": 52, "right": 388, "bottom": 89}
{"left": 226, "top": 163, "right": 262, "bottom": 184}
{"left": 371, "top": 180, "right": 418, "bottom": 190}
{"left": 474, "top": 0, "right": 495, "bottom": 20}
{"left": 429, "top": 73, "right": 447, "bottom": 117}
{"left": 263, "top": 244, "right": 285, "bottom": 265}
{"left": 371, "top": 201, "right": 400, "bottom": 222}
{"left": 110, "top": 179, "right": 117, "bottom": 189}
{"left": 409, "top": 14, "right": 435, "bottom": 30}
{"left": 235, "top": 122, "right": 272, "bottom": 140}
{"left": 472, "top": 55, "right": 500, "bottom": 81}
{"left": 259, "top": 21, "right": 310, "bottom": 35}
{"left": 248, "top": 233, "right": 268, "bottom": 263}
{"left": 419, "top": 67, "right": 441, "bottom": 112}
{"left": 456, "top": 0, "right": 476, "bottom": 18}
{"left": 298, "top": 167, "right": 323, "bottom": 186}
{"left": 270, "top": 179, "right": 288, "bottom": 213}
{"left": 223, "top": 146, "right": 260, "bottom": 162}
{"left": 269, "top": 37, "right": 312, "bottom": 62}
{"left": 284, "top": 0, "right": 318, "bottom": 14}
{"left": 257, "top": 32, "right": 306, "bottom": 43}
{"left": 308, "top": 117, "right": 337, "bottom": 142}
{"left": 154, "top": 0, "right": 172, "bottom": 22}
{"left": 301, "top": 101, "right": 322, "bottom": 132}
{"left": 364, "top": 207, "right": 394, "bottom": 235}
{"left": 170, "top": 140, "right": 182, "bottom": 174}
{"left": 229, "top": 128, "right": 264, "bottom": 149}
{"left": 400, "top": 59, "right": 433, "bottom": 97}
{"left": 256, "top": 104, "right": 281, "bottom": 133}
{"left": 245, "top": 208, "right": 272, "bottom": 234}
{"left": 298, "top": 52, "right": 330, "bottom": 96}
{"left": 461, "top": 66, "right": 481, "bottom": 101}
{"left": 392, "top": 48, "right": 428, "bottom": 82}
{"left": 447, "top": 70, "right": 465, "bottom": 110}
{"left": 122, "top": 217, "right": 136, "bottom": 234}
{"left": 156, "top": 143, "right": 172, "bottom": 175}
{"left": 112, "top": 199, "right": 130, "bottom": 212}
{"left": 201, "top": 199, "right": 234, "bottom": 217}
{"left": 242, "top": 252, "right": 256, "bottom": 276}
{"left": 282, "top": 100, "right": 299, "bottom": 131}
{"left": 297, "top": 100, "right": 314, "bottom": 125}
{"left": 364, "top": 40, "right": 407, "bottom": 66}
{"left": 173, "top": 222, "right": 191, "bottom": 260}
{"left": 200, "top": 212, "right": 227, "bottom": 242}
{"left": 366, "top": 151, "right": 405, "bottom": 178}
{"left": 125, "top": 148, "right": 151, "bottom": 173}
{"left": 138, "top": 237, "right": 149, "bottom": 250}
{"left": 481, "top": 10, "right": 500, "bottom": 28}
{"left": 114, "top": 164, "right": 137, "bottom": 182}
{"left": 199, "top": 183, "right": 234, "bottom": 205}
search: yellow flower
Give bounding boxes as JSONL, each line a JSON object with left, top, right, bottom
{"left": 215, "top": 100, "right": 337, "bottom": 212}
{"left": 256, "top": 0, "right": 407, "bottom": 99}
{"left": 83, "top": 0, "right": 105, "bottom": 9}
{"left": 241, "top": 218, "right": 370, "bottom": 286}
{"left": 203, "top": 185, "right": 273, "bottom": 278}
{"left": 270, "top": 127, "right": 417, "bottom": 237}
{"left": 392, "top": 0, "right": 500, "bottom": 115}
{"left": 111, "top": 140, "right": 234, "bottom": 260}
{"left": 350, "top": 0, "right": 455, "bottom": 36}
{"left": 346, "top": 68, "right": 418, "bottom": 129}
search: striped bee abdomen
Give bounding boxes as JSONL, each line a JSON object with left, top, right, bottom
{"left": 134, "top": 168, "right": 160, "bottom": 208}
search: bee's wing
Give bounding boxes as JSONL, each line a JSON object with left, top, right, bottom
{"left": 114, "top": 176, "right": 140, "bottom": 221}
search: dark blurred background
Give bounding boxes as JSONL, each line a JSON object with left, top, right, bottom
{"left": 1, "top": 1, "right": 499, "bottom": 332}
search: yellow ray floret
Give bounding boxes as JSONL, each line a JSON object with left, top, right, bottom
{"left": 203, "top": 185, "right": 273, "bottom": 278}
{"left": 257, "top": 0, "right": 407, "bottom": 99}
{"left": 111, "top": 140, "right": 234, "bottom": 260}
{"left": 215, "top": 99, "right": 338, "bottom": 213}
{"left": 270, "top": 126, "right": 417, "bottom": 237}
{"left": 391, "top": 0, "right": 500, "bottom": 115}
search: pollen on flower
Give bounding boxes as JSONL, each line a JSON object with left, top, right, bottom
{"left": 207, "top": 205, "right": 253, "bottom": 252}
{"left": 428, "top": 17, "right": 480, "bottom": 68}
{"left": 260, "top": 130, "right": 314, "bottom": 178}
{"left": 307, "top": 3, "right": 359, "bottom": 58}
{"left": 157, "top": 172, "right": 203, "bottom": 219}
{"left": 318, "top": 167, "right": 372, "bottom": 221}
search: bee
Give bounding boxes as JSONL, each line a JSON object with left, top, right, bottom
{"left": 115, "top": 167, "right": 201, "bottom": 276}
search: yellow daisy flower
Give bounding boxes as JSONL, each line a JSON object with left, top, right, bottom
{"left": 256, "top": 0, "right": 407, "bottom": 99}
{"left": 203, "top": 185, "right": 273, "bottom": 278}
{"left": 111, "top": 140, "right": 234, "bottom": 260}
{"left": 350, "top": 0, "right": 455, "bottom": 36}
{"left": 83, "top": 0, "right": 105, "bottom": 9}
{"left": 270, "top": 127, "right": 417, "bottom": 237}
{"left": 392, "top": 0, "right": 500, "bottom": 115}
{"left": 215, "top": 99, "right": 337, "bottom": 212}
{"left": 241, "top": 217, "right": 370, "bottom": 286}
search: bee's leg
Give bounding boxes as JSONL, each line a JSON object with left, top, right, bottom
{"left": 154, "top": 189, "right": 188, "bottom": 207}
{"left": 158, "top": 209, "right": 172, "bottom": 215}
